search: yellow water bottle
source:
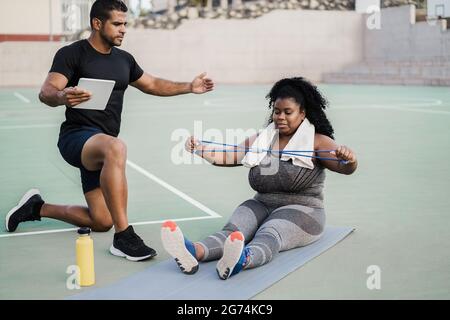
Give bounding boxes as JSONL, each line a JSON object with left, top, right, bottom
{"left": 76, "top": 227, "right": 95, "bottom": 286}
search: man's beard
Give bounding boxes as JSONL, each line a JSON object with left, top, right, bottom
{"left": 100, "top": 30, "right": 119, "bottom": 47}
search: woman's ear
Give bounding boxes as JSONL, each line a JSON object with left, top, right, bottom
{"left": 300, "top": 108, "right": 306, "bottom": 121}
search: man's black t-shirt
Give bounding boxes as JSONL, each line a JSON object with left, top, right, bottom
{"left": 49, "top": 39, "right": 144, "bottom": 137}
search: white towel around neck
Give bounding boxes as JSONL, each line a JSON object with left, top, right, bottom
{"left": 241, "top": 118, "right": 315, "bottom": 169}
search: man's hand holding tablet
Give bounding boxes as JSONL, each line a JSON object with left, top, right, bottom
{"left": 59, "top": 86, "right": 92, "bottom": 108}
{"left": 62, "top": 78, "right": 115, "bottom": 110}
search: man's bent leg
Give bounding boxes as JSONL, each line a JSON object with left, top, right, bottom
{"left": 39, "top": 188, "right": 113, "bottom": 232}
{"left": 81, "top": 134, "right": 128, "bottom": 232}
{"left": 40, "top": 203, "right": 92, "bottom": 227}
{"left": 81, "top": 133, "right": 156, "bottom": 260}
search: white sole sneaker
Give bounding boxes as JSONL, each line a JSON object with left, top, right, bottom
{"left": 161, "top": 221, "right": 199, "bottom": 274}
{"left": 216, "top": 231, "right": 245, "bottom": 280}
{"left": 5, "top": 188, "right": 40, "bottom": 232}
{"left": 109, "top": 244, "right": 155, "bottom": 262}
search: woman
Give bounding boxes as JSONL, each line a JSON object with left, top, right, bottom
{"left": 161, "top": 77, "right": 357, "bottom": 279}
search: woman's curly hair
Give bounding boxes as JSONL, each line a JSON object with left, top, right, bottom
{"left": 266, "top": 77, "right": 334, "bottom": 139}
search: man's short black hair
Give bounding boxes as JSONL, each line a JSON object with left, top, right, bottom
{"left": 90, "top": 0, "right": 128, "bottom": 29}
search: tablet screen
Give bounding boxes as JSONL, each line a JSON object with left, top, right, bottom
{"left": 72, "top": 78, "right": 115, "bottom": 110}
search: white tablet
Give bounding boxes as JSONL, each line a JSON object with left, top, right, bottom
{"left": 73, "top": 78, "right": 115, "bottom": 110}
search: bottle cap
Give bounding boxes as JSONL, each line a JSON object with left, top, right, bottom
{"left": 77, "top": 227, "right": 91, "bottom": 235}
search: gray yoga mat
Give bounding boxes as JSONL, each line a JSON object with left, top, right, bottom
{"left": 68, "top": 226, "right": 354, "bottom": 300}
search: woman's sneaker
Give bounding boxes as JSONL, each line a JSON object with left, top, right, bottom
{"left": 5, "top": 189, "right": 44, "bottom": 232}
{"left": 161, "top": 220, "right": 199, "bottom": 275}
{"left": 110, "top": 225, "right": 157, "bottom": 261}
{"left": 216, "top": 231, "right": 250, "bottom": 280}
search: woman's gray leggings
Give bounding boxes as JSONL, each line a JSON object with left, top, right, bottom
{"left": 197, "top": 199, "right": 326, "bottom": 269}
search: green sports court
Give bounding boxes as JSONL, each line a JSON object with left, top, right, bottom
{"left": 1, "top": 83, "right": 449, "bottom": 299}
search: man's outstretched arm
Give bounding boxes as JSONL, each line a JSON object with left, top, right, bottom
{"left": 39, "top": 72, "right": 91, "bottom": 107}
{"left": 131, "top": 72, "right": 214, "bottom": 96}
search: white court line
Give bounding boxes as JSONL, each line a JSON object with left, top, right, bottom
{"left": 333, "top": 104, "right": 450, "bottom": 115}
{"left": 205, "top": 98, "right": 444, "bottom": 109}
{"left": 0, "top": 124, "right": 59, "bottom": 130}
{"left": 0, "top": 161, "right": 221, "bottom": 238}
{"left": 13, "top": 92, "right": 31, "bottom": 104}
{"left": 0, "top": 227, "right": 78, "bottom": 238}
{"left": 131, "top": 215, "right": 219, "bottom": 226}
{"left": 391, "top": 106, "right": 450, "bottom": 115}
{"left": 0, "top": 215, "right": 220, "bottom": 238}
{"left": 126, "top": 159, "right": 221, "bottom": 218}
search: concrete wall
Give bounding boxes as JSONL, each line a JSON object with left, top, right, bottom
{"left": 0, "top": 0, "right": 63, "bottom": 35}
{"left": 0, "top": 42, "right": 63, "bottom": 87}
{"left": 0, "top": 9, "right": 365, "bottom": 86}
{"left": 427, "top": 0, "right": 450, "bottom": 18}
{"left": 122, "top": 10, "right": 364, "bottom": 83}
{"left": 323, "top": 5, "right": 450, "bottom": 85}
{"left": 364, "top": 5, "right": 450, "bottom": 62}
{"left": 355, "top": 0, "right": 380, "bottom": 13}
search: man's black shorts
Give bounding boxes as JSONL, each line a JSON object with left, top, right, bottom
{"left": 57, "top": 126, "right": 103, "bottom": 194}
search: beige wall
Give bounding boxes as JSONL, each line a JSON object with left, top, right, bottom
{"left": 323, "top": 5, "right": 450, "bottom": 86}
{"left": 0, "top": 0, "right": 62, "bottom": 35}
{"left": 0, "top": 9, "right": 365, "bottom": 86}
{"left": 122, "top": 10, "right": 365, "bottom": 84}
{"left": 364, "top": 5, "right": 450, "bottom": 62}
{"left": 0, "top": 42, "right": 62, "bottom": 87}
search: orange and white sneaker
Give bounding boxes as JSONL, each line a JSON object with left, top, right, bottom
{"left": 161, "top": 220, "right": 199, "bottom": 275}
{"left": 216, "top": 231, "right": 250, "bottom": 280}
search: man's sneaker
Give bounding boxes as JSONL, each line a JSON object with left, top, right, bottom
{"left": 161, "top": 220, "right": 199, "bottom": 275}
{"left": 5, "top": 189, "right": 44, "bottom": 232}
{"left": 216, "top": 231, "right": 250, "bottom": 280}
{"left": 109, "top": 225, "right": 157, "bottom": 261}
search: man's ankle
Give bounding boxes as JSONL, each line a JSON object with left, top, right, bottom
{"left": 115, "top": 225, "right": 129, "bottom": 234}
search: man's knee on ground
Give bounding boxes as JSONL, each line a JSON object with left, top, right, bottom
{"left": 91, "top": 216, "right": 114, "bottom": 232}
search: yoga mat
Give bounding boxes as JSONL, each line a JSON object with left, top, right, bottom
{"left": 68, "top": 226, "right": 354, "bottom": 300}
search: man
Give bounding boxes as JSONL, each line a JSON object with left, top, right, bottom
{"left": 4, "top": 0, "right": 214, "bottom": 262}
